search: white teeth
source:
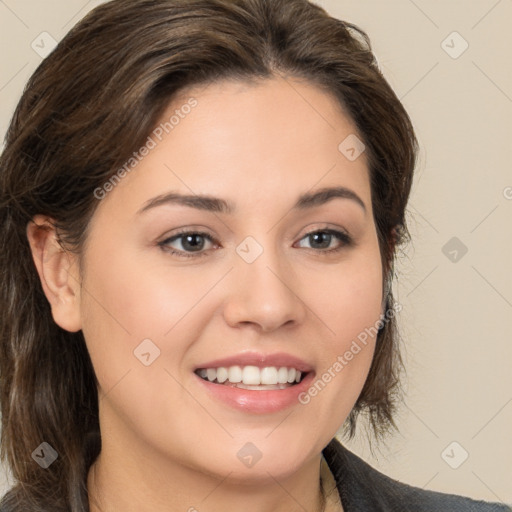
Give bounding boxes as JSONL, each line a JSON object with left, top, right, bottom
{"left": 228, "top": 365, "right": 242, "bottom": 383}
{"left": 260, "top": 366, "right": 278, "bottom": 385}
{"left": 197, "top": 365, "right": 306, "bottom": 386}
{"left": 216, "top": 367, "right": 228, "bottom": 383}
{"left": 277, "top": 367, "right": 289, "bottom": 384}
{"left": 242, "top": 365, "right": 261, "bottom": 385}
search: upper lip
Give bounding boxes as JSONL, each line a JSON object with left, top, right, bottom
{"left": 195, "top": 351, "right": 314, "bottom": 373}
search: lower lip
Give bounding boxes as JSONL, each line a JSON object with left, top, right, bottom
{"left": 194, "top": 371, "right": 316, "bottom": 414}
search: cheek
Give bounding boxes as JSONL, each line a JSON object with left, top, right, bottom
{"left": 81, "top": 240, "right": 206, "bottom": 338}
{"left": 308, "top": 246, "right": 384, "bottom": 351}
{"left": 78, "top": 242, "right": 169, "bottom": 389}
{"left": 295, "top": 246, "right": 384, "bottom": 428}
{"left": 79, "top": 237, "right": 226, "bottom": 400}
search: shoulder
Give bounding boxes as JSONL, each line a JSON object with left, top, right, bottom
{"left": 322, "top": 438, "right": 511, "bottom": 512}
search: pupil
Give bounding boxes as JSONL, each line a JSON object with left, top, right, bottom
{"left": 311, "top": 232, "right": 330, "bottom": 249}
{"left": 184, "top": 234, "right": 204, "bottom": 251}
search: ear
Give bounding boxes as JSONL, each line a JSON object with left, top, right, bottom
{"left": 26, "top": 215, "right": 82, "bottom": 332}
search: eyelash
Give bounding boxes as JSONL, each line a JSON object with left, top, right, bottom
{"left": 158, "top": 228, "right": 353, "bottom": 259}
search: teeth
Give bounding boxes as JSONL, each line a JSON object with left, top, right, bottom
{"left": 216, "top": 367, "right": 228, "bottom": 383}
{"left": 196, "top": 365, "right": 305, "bottom": 386}
{"left": 277, "top": 367, "right": 289, "bottom": 384}
{"left": 228, "top": 366, "right": 242, "bottom": 383}
{"left": 260, "top": 367, "right": 278, "bottom": 385}
{"left": 242, "top": 365, "right": 261, "bottom": 385}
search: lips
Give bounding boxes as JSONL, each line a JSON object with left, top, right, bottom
{"left": 194, "top": 352, "right": 313, "bottom": 387}
{"left": 194, "top": 351, "right": 314, "bottom": 373}
{"left": 192, "top": 351, "right": 315, "bottom": 413}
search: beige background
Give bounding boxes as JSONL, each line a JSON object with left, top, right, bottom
{"left": 1, "top": 0, "right": 511, "bottom": 505}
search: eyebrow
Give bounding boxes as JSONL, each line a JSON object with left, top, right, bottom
{"left": 137, "top": 185, "right": 366, "bottom": 216}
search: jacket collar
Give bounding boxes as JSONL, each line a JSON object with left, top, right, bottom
{"left": 321, "top": 437, "right": 512, "bottom": 512}
{"left": 322, "top": 437, "right": 393, "bottom": 511}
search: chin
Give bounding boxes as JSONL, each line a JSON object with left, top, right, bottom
{"left": 190, "top": 432, "right": 321, "bottom": 483}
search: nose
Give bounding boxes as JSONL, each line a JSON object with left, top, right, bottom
{"left": 222, "top": 249, "right": 307, "bottom": 333}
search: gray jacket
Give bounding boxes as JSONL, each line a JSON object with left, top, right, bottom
{"left": 322, "top": 438, "right": 511, "bottom": 511}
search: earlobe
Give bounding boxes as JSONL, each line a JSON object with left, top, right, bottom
{"left": 26, "top": 215, "right": 82, "bottom": 333}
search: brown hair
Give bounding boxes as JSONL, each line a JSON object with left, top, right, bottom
{"left": 0, "top": 0, "right": 417, "bottom": 510}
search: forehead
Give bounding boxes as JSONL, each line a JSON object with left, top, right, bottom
{"left": 93, "top": 76, "right": 371, "bottom": 220}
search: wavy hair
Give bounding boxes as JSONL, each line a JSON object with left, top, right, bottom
{"left": 0, "top": 0, "right": 418, "bottom": 510}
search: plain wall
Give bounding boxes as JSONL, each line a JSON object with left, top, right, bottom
{"left": 0, "top": 0, "right": 511, "bottom": 505}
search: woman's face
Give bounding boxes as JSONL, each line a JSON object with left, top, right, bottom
{"left": 76, "top": 76, "right": 384, "bottom": 481}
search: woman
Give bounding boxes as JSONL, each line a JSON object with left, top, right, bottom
{"left": 0, "top": 0, "right": 509, "bottom": 511}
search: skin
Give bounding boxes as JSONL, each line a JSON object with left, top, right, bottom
{"left": 27, "top": 75, "right": 386, "bottom": 512}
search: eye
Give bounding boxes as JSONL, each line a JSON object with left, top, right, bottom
{"left": 158, "top": 230, "right": 217, "bottom": 259}
{"left": 158, "top": 228, "right": 352, "bottom": 259}
{"left": 295, "top": 228, "right": 352, "bottom": 254}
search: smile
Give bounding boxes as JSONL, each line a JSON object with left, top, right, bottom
{"left": 195, "top": 365, "right": 305, "bottom": 390}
